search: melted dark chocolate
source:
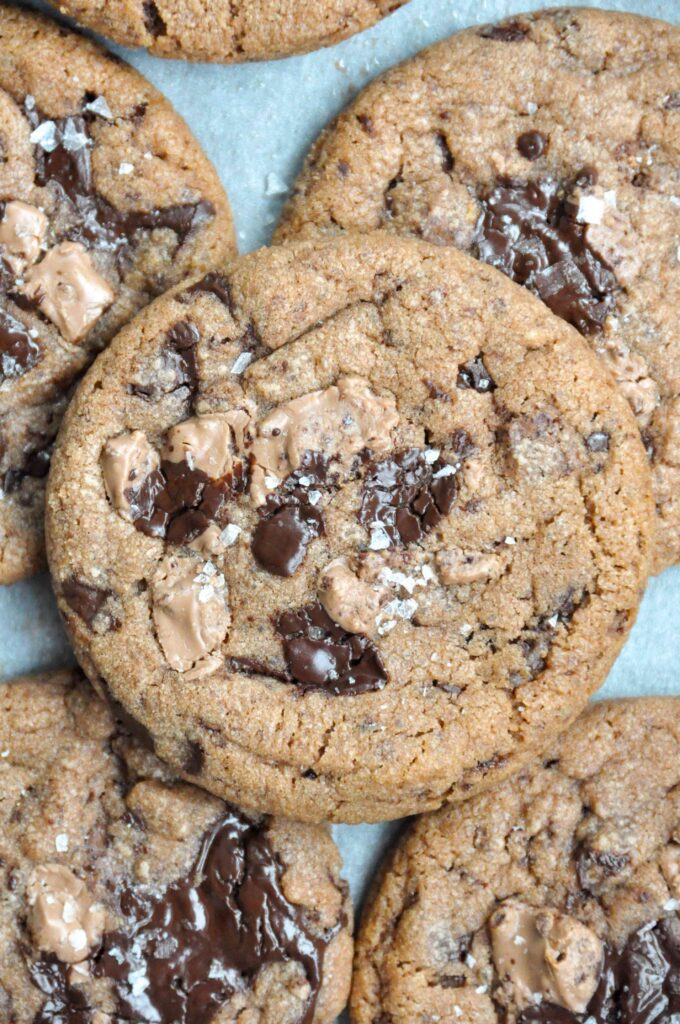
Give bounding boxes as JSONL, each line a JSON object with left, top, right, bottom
{"left": 0, "top": 309, "right": 41, "bottom": 382}
{"left": 517, "top": 916, "right": 680, "bottom": 1024}
{"left": 360, "top": 447, "right": 459, "bottom": 546}
{"left": 32, "top": 811, "right": 337, "bottom": 1024}
{"left": 27, "top": 108, "right": 214, "bottom": 256}
{"left": 474, "top": 173, "right": 618, "bottom": 335}
{"left": 277, "top": 601, "right": 387, "bottom": 695}
{"left": 251, "top": 453, "right": 331, "bottom": 577}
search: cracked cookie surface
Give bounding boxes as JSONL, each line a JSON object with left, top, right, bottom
{"left": 43, "top": 0, "right": 408, "bottom": 63}
{"left": 351, "top": 697, "right": 680, "bottom": 1024}
{"left": 0, "top": 670, "right": 352, "bottom": 1024}
{"left": 275, "top": 7, "right": 680, "bottom": 573}
{"left": 46, "top": 233, "right": 652, "bottom": 823}
{"left": 0, "top": 4, "right": 234, "bottom": 585}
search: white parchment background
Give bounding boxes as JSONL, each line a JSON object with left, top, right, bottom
{"left": 3, "top": 1, "right": 680, "bottom": 1018}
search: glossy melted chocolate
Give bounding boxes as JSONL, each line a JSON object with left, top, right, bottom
{"left": 474, "top": 172, "right": 617, "bottom": 335}
{"left": 360, "top": 447, "right": 459, "bottom": 546}
{"left": 32, "top": 810, "right": 336, "bottom": 1024}
{"left": 518, "top": 915, "right": 680, "bottom": 1024}
{"left": 277, "top": 601, "right": 387, "bottom": 695}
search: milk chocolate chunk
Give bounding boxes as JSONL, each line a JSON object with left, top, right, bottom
{"left": 21, "top": 241, "right": 114, "bottom": 343}
{"left": 360, "top": 447, "right": 459, "bottom": 547}
{"left": 277, "top": 601, "right": 387, "bottom": 695}
{"left": 0, "top": 200, "right": 48, "bottom": 274}
{"left": 27, "top": 865, "right": 105, "bottom": 964}
{"left": 31, "top": 811, "right": 336, "bottom": 1024}
{"left": 0, "top": 308, "right": 41, "bottom": 381}
{"left": 474, "top": 175, "right": 618, "bottom": 334}
{"left": 517, "top": 916, "right": 680, "bottom": 1024}
{"left": 152, "top": 556, "right": 230, "bottom": 672}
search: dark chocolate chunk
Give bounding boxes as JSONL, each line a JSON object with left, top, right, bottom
{"left": 104, "top": 689, "right": 156, "bottom": 752}
{"left": 435, "top": 132, "right": 455, "bottom": 173}
{"left": 276, "top": 601, "right": 387, "bottom": 696}
{"left": 27, "top": 106, "right": 214, "bottom": 257}
{"left": 182, "top": 271, "right": 234, "bottom": 311}
{"left": 480, "top": 21, "right": 528, "bottom": 41}
{"left": 183, "top": 740, "right": 204, "bottom": 775}
{"left": 517, "top": 130, "right": 547, "bottom": 161}
{"left": 32, "top": 811, "right": 337, "bottom": 1024}
{"left": 457, "top": 355, "right": 496, "bottom": 393}
{"left": 576, "top": 844, "right": 631, "bottom": 894}
{"left": 251, "top": 453, "right": 331, "bottom": 576}
{"left": 143, "top": 0, "right": 167, "bottom": 36}
{"left": 2, "top": 443, "right": 51, "bottom": 494}
{"left": 664, "top": 92, "right": 680, "bottom": 110}
{"left": 0, "top": 309, "right": 41, "bottom": 382}
{"left": 474, "top": 174, "right": 618, "bottom": 334}
{"left": 360, "top": 447, "right": 459, "bottom": 546}
{"left": 60, "top": 576, "right": 113, "bottom": 628}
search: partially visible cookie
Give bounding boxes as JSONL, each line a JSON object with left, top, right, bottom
{"left": 47, "top": 232, "right": 652, "bottom": 823}
{"left": 276, "top": 7, "right": 680, "bottom": 573}
{"left": 352, "top": 697, "right": 680, "bottom": 1024}
{"left": 0, "top": 670, "right": 353, "bottom": 1024}
{"left": 0, "top": 4, "right": 234, "bottom": 585}
{"left": 44, "top": 0, "right": 408, "bottom": 63}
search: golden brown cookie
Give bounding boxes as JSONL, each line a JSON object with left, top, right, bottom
{"left": 46, "top": 233, "right": 652, "bottom": 823}
{"left": 351, "top": 697, "right": 680, "bottom": 1024}
{"left": 0, "top": 669, "right": 353, "bottom": 1023}
{"left": 276, "top": 8, "right": 680, "bottom": 573}
{"left": 0, "top": 3, "right": 234, "bottom": 585}
{"left": 43, "top": 0, "right": 408, "bottom": 63}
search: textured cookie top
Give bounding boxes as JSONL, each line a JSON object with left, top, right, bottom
{"left": 276, "top": 7, "right": 680, "bottom": 573}
{"left": 47, "top": 233, "right": 652, "bottom": 823}
{"left": 0, "top": 671, "right": 352, "bottom": 1024}
{"left": 352, "top": 698, "right": 680, "bottom": 1024}
{"left": 0, "top": 4, "right": 233, "bottom": 585}
{"left": 45, "top": 0, "right": 407, "bottom": 63}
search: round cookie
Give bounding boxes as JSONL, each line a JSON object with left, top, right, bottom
{"left": 44, "top": 0, "right": 408, "bottom": 63}
{"left": 0, "top": 4, "right": 234, "bottom": 585}
{"left": 351, "top": 697, "right": 680, "bottom": 1024}
{"left": 275, "top": 8, "right": 680, "bottom": 574}
{"left": 46, "top": 233, "right": 652, "bottom": 824}
{"left": 0, "top": 669, "right": 352, "bottom": 1023}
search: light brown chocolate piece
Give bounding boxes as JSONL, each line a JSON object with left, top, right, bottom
{"left": 490, "top": 902, "right": 602, "bottom": 1013}
{"left": 21, "top": 242, "right": 115, "bottom": 343}
{"left": 26, "top": 864, "right": 105, "bottom": 964}
{"left": 152, "top": 556, "right": 230, "bottom": 671}
{"left": 250, "top": 376, "right": 399, "bottom": 505}
{"left": 101, "top": 431, "right": 160, "bottom": 519}
{"left": 317, "top": 557, "right": 387, "bottom": 635}
{"left": 436, "top": 547, "right": 504, "bottom": 586}
{"left": 0, "top": 200, "right": 47, "bottom": 274}
{"left": 162, "top": 413, "right": 241, "bottom": 478}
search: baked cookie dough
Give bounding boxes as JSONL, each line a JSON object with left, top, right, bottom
{"left": 0, "top": 4, "right": 234, "bottom": 585}
{"left": 275, "top": 8, "right": 680, "bottom": 574}
{"left": 351, "top": 697, "right": 680, "bottom": 1024}
{"left": 44, "top": 0, "right": 408, "bottom": 63}
{"left": 0, "top": 670, "right": 352, "bottom": 1023}
{"left": 46, "top": 233, "right": 652, "bottom": 823}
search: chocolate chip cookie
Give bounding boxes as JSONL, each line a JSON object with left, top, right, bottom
{"left": 0, "top": 669, "right": 352, "bottom": 1023}
{"left": 0, "top": 4, "right": 234, "bottom": 585}
{"left": 46, "top": 233, "right": 652, "bottom": 823}
{"left": 351, "top": 697, "right": 680, "bottom": 1024}
{"left": 44, "top": 0, "right": 408, "bottom": 63}
{"left": 275, "top": 8, "right": 680, "bottom": 574}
